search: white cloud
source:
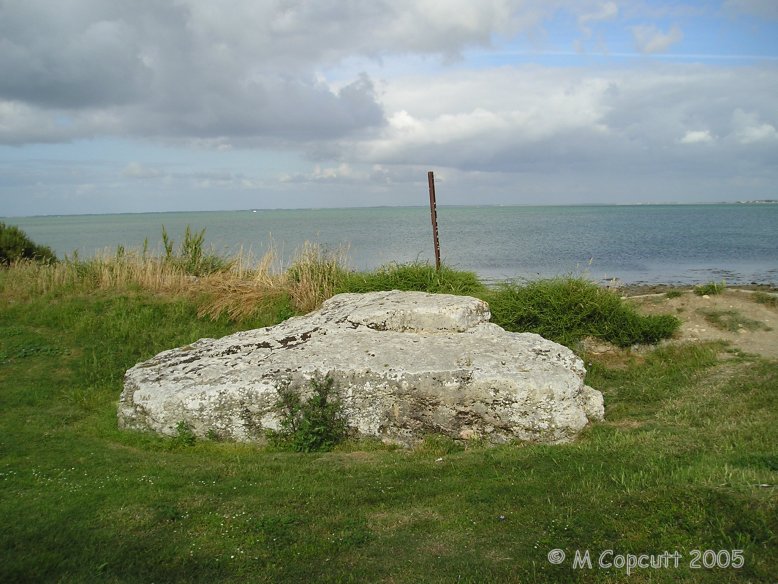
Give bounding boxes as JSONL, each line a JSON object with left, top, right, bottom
{"left": 732, "top": 109, "right": 778, "bottom": 143}
{"left": 280, "top": 163, "right": 371, "bottom": 185}
{"left": 121, "top": 162, "right": 163, "bottom": 179}
{"left": 310, "top": 64, "right": 778, "bottom": 183}
{"left": 357, "top": 67, "right": 613, "bottom": 167}
{"left": 632, "top": 24, "right": 684, "bottom": 54}
{"left": 680, "top": 130, "right": 714, "bottom": 144}
{"left": 578, "top": 1, "right": 619, "bottom": 29}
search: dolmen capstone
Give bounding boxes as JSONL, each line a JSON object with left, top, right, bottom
{"left": 119, "top": 291, "right": 604, "bottom": 446}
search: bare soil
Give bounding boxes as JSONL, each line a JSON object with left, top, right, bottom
{"left": 626, "top": 288, "right": 778, "bottom": 360}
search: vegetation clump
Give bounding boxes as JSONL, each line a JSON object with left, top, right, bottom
{"left": 0, "top": 227, "right": 680, "bottom": 348}
{"left": 269, "top": 374, "right": 349, "bottom": 452}
{"left": 341, "top": 261, "right": 486, "bottom": 296}
{"left": 487, "top": 277, "right": 680, "bottom": 348}
{"left": 751, "top": 291, "right": 778, "bottom": 308}
{"left": 694, "top": 281, "right": 726, "bottom": 296}
{"left": 172, "top": 420, "right": 197, "bottom": 447}
{"left": 698, "top": 308, "right": 772, "bottom": 333}
{"left": 0, "top": 222, "right": 57, "bottom": 265}
{"left": 160, "top": 225, "right": 230, "bottom": 276}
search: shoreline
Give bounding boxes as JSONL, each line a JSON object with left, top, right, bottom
{"left": 616, "top": 282, "right": 778, "bottom": 296}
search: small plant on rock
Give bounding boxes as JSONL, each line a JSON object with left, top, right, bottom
{"left": 271, "top": 374, "right": 348, "bottom": 452}
{"left": 173, "top": 420, "right": 197, "bottom": 447}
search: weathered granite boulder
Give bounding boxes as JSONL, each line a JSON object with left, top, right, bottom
{"left": 119, "top": 291, "right": 604, "bottom": 445}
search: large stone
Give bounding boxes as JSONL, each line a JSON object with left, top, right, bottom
{"left": 119, "top": 291, "right": 604, "bottom": 445}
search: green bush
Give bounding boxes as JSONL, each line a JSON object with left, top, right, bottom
{"left": 694, "top": 281, "right": 726, "bottom": 296}
{"left": 0, "top": 222, "right": 57, "bottom": 265}
{"left": 487, "top": 277, "right": 680, "bottom": 348}
{"left": 270, "top": 374, "right": 348, "bottom": 452}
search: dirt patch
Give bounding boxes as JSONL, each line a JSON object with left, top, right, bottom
{"left": 626, "top": 288, "right": 778, "bottom": 360}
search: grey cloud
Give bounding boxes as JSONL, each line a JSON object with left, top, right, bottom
{"left": 0, "top": 0, "right": 155, "bottom": 108}
{"left": 0, "top": 0, "right": 541, "bottom": 146}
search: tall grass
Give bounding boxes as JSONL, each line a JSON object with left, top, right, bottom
{"left": 3, "top": 249, "right": 198, "bottom": 299}
{"left": 286, "top": 242, "right": 350, "bottom": 313}
{"left": 0, "top": 229, "right": 485, "bottom": 321}
{"left": 0, "top": 228, "right": 680, "bottom": 348}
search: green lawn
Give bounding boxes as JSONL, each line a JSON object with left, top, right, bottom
{"left": 1, "top": 287, "right": 775, "bottom": 582}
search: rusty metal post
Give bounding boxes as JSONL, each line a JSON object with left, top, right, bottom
{"left": 427, "top": 171, "right": 441, "bottom": 270}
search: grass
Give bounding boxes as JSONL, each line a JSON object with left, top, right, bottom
{"left": 340, "top": 261, "right": 486, "bottom": 297}
{"left": 694, "top": 281, "right": 727, "bottom": 296}
{"left": 698, "top": 309, "right": 772, "bottom": 333}
{"left": 1, "top": 229, "right": 676, "bottom": 350}
{"left": 751, "top": 291, "right": 778, "bottom": 309}
{"left": 486, "top": 278, "right": 680, "bottom": 348}
{"left": 0, "top": 286, "right": 775, "bottom": 582}
{"left": 1, "top": 231, "right": 773, "bottom": 581}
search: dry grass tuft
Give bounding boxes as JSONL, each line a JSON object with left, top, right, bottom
{"left": 284, "top": 242, "right": 349, "bottom": 313}
{"left": 1, "top": 240, "right": 352, "bottom": 322}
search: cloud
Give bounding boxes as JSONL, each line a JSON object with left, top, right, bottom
{"left": 680, "top": 130, "right": 714, "bottom": 144}
{"left": 310, "top": 64, "right": 778, "bottom": 184}
{"left": 631, "top": 24, "right": 684, "bottom": 54}
{"left": 0, "top": 0, "right": 553, "bottom": 146}
{"left": 732, "top": 109, "right": 778, "bottom": 143}
{"left": 2, "top": 1, "right": 778, "bottom": 214}
{"left": 0, "top": 0, "right": 666, "bottom": 147}
{"left": 121, "top": 162, "right": 163, "bottom": 179}
{"left": 578, "top": 1, "right": 619, "bottom": 30}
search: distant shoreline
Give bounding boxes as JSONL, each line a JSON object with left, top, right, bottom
{"left": 617, "top": 282, "right": 778, "bottom": 296}
{"left": 2, "top": 200, "right": 774, "bottom": 220}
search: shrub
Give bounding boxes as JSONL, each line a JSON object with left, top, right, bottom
{"left": 270, "top": 374, "right": 348, "bottom": 452}
{"left": 0, "top": 222, "right": 57, "bottom": 265}
{"left": 487, "top": 277, "right": 680, "bottom": 348}
{"left": 694, "top": 281, "right": 726, "bottom": 296}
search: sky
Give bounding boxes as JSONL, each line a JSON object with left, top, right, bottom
{"left": 1, "top": 0, "right": 777, "bottom": 216}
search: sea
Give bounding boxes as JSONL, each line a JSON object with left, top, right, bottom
{"left": 4, "top": 204, "right": 778, "bottom": 285}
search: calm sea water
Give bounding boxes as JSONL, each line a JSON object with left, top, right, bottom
{"left": 5, "top": 205, "right": 778, "bottom": 285}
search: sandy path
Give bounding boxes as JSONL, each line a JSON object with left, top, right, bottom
{"left": 626, "top": 288, "right": 778, "bottom": 360}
